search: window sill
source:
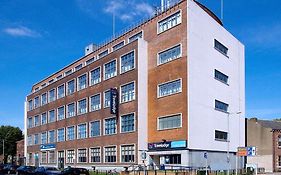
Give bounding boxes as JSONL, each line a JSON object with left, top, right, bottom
{"left": 214, "top": 108, "right": 229, "bottom": 114}
{"left": 215, "top": 139, "right": 228, "bottom": 142}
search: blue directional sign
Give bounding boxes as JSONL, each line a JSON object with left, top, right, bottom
{"left": 247, "top": 147, "right": 256, "bottom": 156}
{"left": 40, "top": 144, "right": 56, "bottom": 151}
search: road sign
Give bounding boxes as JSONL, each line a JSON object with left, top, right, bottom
{"left": 238, "top": 147, "right": 248, "bottom": 156}
{"left": 247, "top": 147, "right": 256, "bottom": 156}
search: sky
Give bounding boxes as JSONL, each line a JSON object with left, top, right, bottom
{"left": 0, "top": 0, "right": 281, "bottom": 129}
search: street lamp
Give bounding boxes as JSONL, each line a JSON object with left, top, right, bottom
{"left": 227, "top": 111, "right": 241, "bottom": 175}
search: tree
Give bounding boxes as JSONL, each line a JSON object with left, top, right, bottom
{"left": 0, "top": 125, "right": 23, "bottom": 163}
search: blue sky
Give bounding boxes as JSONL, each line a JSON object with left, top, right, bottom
{"left": 0, "top": 0, "right": 280, "bottom": 129}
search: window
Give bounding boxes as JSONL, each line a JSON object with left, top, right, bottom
{"left": 279, "top": 156, "right": 281, "bottom": 167}
{"left": 104, "top": 90, "right": 111, "bottom": 108}
{"left": 129, "top": 31, "right": 143, "bottom": 43}
{"left": 56, "top": 74, "right": 63, "bottom": 80}
{"left": 158, "top": 11, "right": 181, "bottom": 33}
{"left": 41, "top": 113, "right": 47, "bottom": 125}
{"left": 90, "top": 121, "right": 100, "bottom": 137}
{"left": 65, "top": 69, "right": 73, "bottom": 76}
{"left": 41, "top": 93, "right": 47, "bottom": 106}
{"left": 41, "top": 152, "right": 47, "bottom": 163}
{"left": 99, "top": 49, "right": 108, "bottom": 58}
{"left": 34, "top": 134, "right": 39, "bottom": 145}
{"left": 28, "top": 135, "right": 32, "bottom": 146}
{"left": 215, "top": 100, "right": 229, "bottom": 112}
{"left": 67, "top": 150, "right": 75, "bottom": 163}
{"left": 57, "top": 84, "right": 65, "bottom": 99}
{"left": 28, "top": 117, "right": 33, "bottom": 128}
{"left": 158, "top": 44, "right": 181, "bottom": 65}
{"left": 78, "top": 74, "right": 87, "bottom": 90}
{"left": 121, "top": 51, "right": 135, "bottom": 73}
{"left": 121, "top": 82, "right": 135, "bottom": 103}
{"left": 104, "top": 146, "right": 116, "bottom": 163}
{"left": 41, "top": 132, "right": 47, "bottom": 144}
{"left": 86, "top": 57, "right": 96, "bottom": 65}
{"left": 78, "top": 149, "right": 87, "bottom": 163}
{"left": 67, "top": 79, "right": 75, "bottom": 95}
{"left": 48, "top": 130, "right": 56, "bottom": 143}
{"left": 28, "top": 153, "right": 33, "bottom": 164}
{"left": 57, "top": 128, "right": 65, "bottom": 142}
{"left": 121, "top": 113, "right": 135, "bottom": 133}
{"left": 104, "top": 60, "right": 117, "bottom": 80}
{"left": 41, "top": 83, "right": 46, "bottom": 88}
{"left": 75, "top": 64, "right": 83, "bottom": 71}
{"left": 278, "top": 136, "right": 281, "bottom": 147}
{"left": 113, "top": 41, "right": 125, "bottom": 51}
{"left": 121, "top": 145, "right": 135, "bottom": 163}
{"left": 90, "top": 94, "right": 101, "bottom": 112}
{"left": 48, "top": 151, "right": 55, "bottom": 163}
{"left": 34, "top": 96, "right": 40, "bottom": 108}
{"left": 104, "top": 117, "right": 116, "bottom": 135}
{"left": 34, "top": 115, "right": 40, "bottom": 127}
{"left": 78, "top": 99, "right": 87, "bottom": 115}
{"left": 164, "top": 155, "right": 181, "bottom": 164}
{"left": 28, "top": 100, "right": 33, "bottom": 111}
{"left": 57, "top": 106, "right": 65, "bottom": 120}
{"left": 49, "top": 89, "right": 55, "bottom": 102}
{"left": 158, "top": 79, "right": 181, "bottom": 97}
{"left": 49, "top": 110, "right": 56, "bottom": 123}
{"left": 215, "top": 130, "right": 228, "bottom": 141}
{"left": 214, "top": 39, "right": 228, "bottom": 56}
{"left": 158, "top": 114, "right": 182, "bottom": 130}
{"left": 90, "top": 67, "right": 101, "bottom": 85}
{"left": 67, "top": 103, "right": 75, "bottom": 118}
{"left": 215, "top": 70, "right": 229, "bottom": 84}
{"left": 49, "top": 79, "right": 54, "bottom": 84}
{"left": 78, "top": 123, "right": 87, "bottom": 139}
{"left": 90, "top": 148, "right": 101, "bottom": 163}
{"left": 67, "top": 126, "right": 75, "bottom": 141}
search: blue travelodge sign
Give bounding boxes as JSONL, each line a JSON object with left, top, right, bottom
{"left": 110, "top": 88, "right": 119, "bottom": 115}
{"left": 40, "top": 144, "right": 56, "bottom": 151}
{"left": 148, "top": 140, "right": 187, "bottom": 151}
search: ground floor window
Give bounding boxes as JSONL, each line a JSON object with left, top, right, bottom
{"left": 121, "top": 145, "right": 135, "bottom": 163}
{"left": 278, "top": 156, "right": 281, "bottom": 166}
{"left": 78, "top": 149, "right": 87, "bottom": 163}
{"left": 48, "top": 151, "right": 56, "bottom": 163}
{"left": 67, "top": 150, "right": 75, "bottom": 163}
{"left": 41, "top": 152, "right": 47, "bottom": 163}
{"left": 104, "top": 146, "right": 116, "bottom": 163}
{"left": 90, "top": 147, "right": 101, "bottom": 163}
{"left": 164, "top": 154, "right": 181, "bottom": 164}
{"left": 28, "top": 153, "right": 33, "bottom": 164}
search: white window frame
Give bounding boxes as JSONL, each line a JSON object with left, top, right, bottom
{"left": 89, "top": 93, "right": 101, "bottom": 112}
{"left": 77, "top": 73, "right": 88, "bottom": 91}
{"left": 157, "top": 113, "right": 182, "bottom": 131}
{"left": 57, "top": 105, "right": 65, "bottom": 121}
{"left": 103, "top": 116, "right": 117, "bottom": 135}
{"left": 98, "top": 49, "right": 109, "bottom": 59}
{"left": 57, "top": 83, "right": 65, "bottom": 99}
{"left": 157, "top": 10, "right": 182, "bottom": 34}
{"left": 120, "top": 112, "right": 136, "bottom": 133}
{"left": 77, "top": 123, "right": 88, "bottom": 139}
{"left": 57, "top": 127, "right": 65, "bottom": 142}
{"left": 77, "top": 148, "right": 88, "bottom": 163}
{"left": 41, "top": 112, "right": 47, "bottom": 125}
{"left": 120, "top": 81, "right": 136, "bottom": 104}
{"left": 41, "top": 93, "right": 48, "bottom": 106}
{"left": 67, "top": 125, "right": 76, "bottom": 141}
{"left": 128, "top": 30, "right": 143, "bottom": 43}
{"left": 89, "top": 66, "right": 101, "bottom": 86}
{"left": 66, "top": 102, "right": 76, "bottom": 118}
{"left": 119, "top": 50, "right": 136, "bottom": 74}
{"left": 66, "top": 149, "right": 75, "bottom": 164}
{"left": 119, "top": 143, "right": 136, "bottom": 163}
{"left": 34, "top": 96, "right": 40, "bottom": 109}
{"left": 103, "top": 59, "right": 117, "bottom": 81}
{"left": 66, "top": 78, "right": 76, "bottom": 95}
{"left": 157, "top": 43, "right": 182, "bottom": 66}
{"left": 89, "top": 147, "right": 101, "bottom": 163}
{"left": 103, "top": 89, "right": 111, "bottom": 108}
{"left": 157, "top": 78, "right": 182, "bottom": 98}
{"left": 48, "top": 88, "right": 56, "bottom": 103}
{"left": 48, "top": 109, "right": 56, "bottom": 123}
{"left": 89, "top": 120, "right": 101, "bottom": 138}
{"left": 41, "top": 132, "right": 48, "bottom": 144}
{"left": 103, "top": 145, "right": 117, "bottom": 163}
{"left": 77, "top": 98, "right": 88, "bottom": 115}
{"left": 112, "top": 40, "right": 125, "bottom": 51}
{"left": 34, "top": 115, "right": 40, "bottom": 127}
{"left": 48, "top": 130, "right": 56, "bottom": 143}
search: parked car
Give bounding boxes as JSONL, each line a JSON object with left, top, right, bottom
{"left": 0, "top": 164, "right": 7, "bottom": 173}
{"left": 34, "top": 167, "right": 61, "bottom": 175}
{"left": 16, "top": 165, "right": 36, "bottom": 175}
{"left": 59, "top": 167, "right": 89, "bottom": 175}
{"left": 3, "top": 164, "right": 20, "bottom": 174}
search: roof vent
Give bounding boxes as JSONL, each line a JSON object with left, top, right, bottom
{"left": 85, "top": 43, "right": 98, "bottom": 56}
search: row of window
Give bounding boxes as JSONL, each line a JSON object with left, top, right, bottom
{"left": 28, "top": 50, "right": 136, "bottom": 111}
{"left": 27, "top": 113, "right": 135, "bottom": 146}
{"left": 28, "top": 145, "right": 135, "bottom": 164}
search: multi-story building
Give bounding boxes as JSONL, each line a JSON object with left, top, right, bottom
{"left": 24, "top": 0, "right": 245, "bottom": 170}
{"left": 247, "top": 118, "right": 281, "bottom": 173}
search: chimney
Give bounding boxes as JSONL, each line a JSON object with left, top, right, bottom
{"left": 85, "top": 43, "right": 98, "bottom": 56}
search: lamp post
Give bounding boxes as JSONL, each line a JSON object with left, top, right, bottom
{"left": 227, "top": 111, "right": 241, "bottom": 175}
{"left": 2, "top": 131, "right": 13, "bottom": 163}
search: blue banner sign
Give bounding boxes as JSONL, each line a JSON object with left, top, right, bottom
{"left": 148, "top": 140, "right": 187, "bottom": 151}
{"left": 40, "top": 144, "right": 56, "bottom": 151}
{"left": 110, "top": 88, "right": 119, "bottom": 115}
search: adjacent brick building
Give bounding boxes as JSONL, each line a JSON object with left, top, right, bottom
{"left": 25, "top": 0, "right": 245, "bottom": 170}
{"left": 16, "top": 139, "right": 25, "bottom": 165}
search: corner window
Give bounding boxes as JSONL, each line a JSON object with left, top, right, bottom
{"left": 214, "top": 39, "right": 228, "bottom": 56}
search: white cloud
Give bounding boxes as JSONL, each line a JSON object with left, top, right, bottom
{"left": 3, "top": 26, "right": 41, "bottom": 38}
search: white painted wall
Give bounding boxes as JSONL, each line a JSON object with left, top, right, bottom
{"left": 187, "top": 0, "right": 245, "bottom": 152}
{"left": 137, "top": 38, "right": 148, "bottom": 164}
{"left": 248, "top": 155, "right": 273, "bottom": 173}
